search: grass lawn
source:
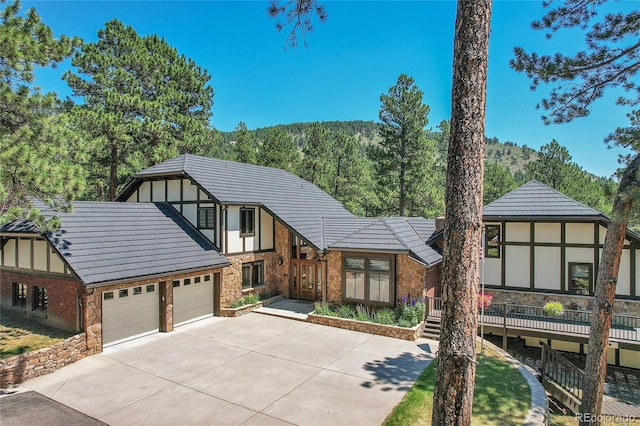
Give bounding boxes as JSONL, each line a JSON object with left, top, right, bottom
{"left": 0, "top": 310, "right": 73, "bottom": 359}
{"left": 383, "top": 345, "right": 530, "bottom": 426}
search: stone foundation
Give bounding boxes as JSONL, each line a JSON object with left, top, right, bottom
{"left": 485, "top": 288, "right": 640, "bottom": 316}
{"left": 307, "top": 313, "right": 424, "bottom": 340}
{"left": 0, "top": 334, "right": 88, "bottom": 388}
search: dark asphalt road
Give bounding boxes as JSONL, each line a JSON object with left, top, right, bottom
{"left": 0, "top": 390, "right": 105, "bottom": 426}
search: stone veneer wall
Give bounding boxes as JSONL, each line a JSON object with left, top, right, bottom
{"left": 274, "top": 220, "right": 292, "bottom": 298}
{"left": 325, "top": 251, "right": 342, "bottom": 303}
{"left": 324, "top": 252, "right": 429, "bottom": 306}
{"left": 396, "top": 254, "right": 428, "bottom": 302}
{"left": 485, "top": 288, "right": 640, "bottom": 316}
{"left": 222, "top": 251, "right": 279, "bottom": 306}
{"left": 307, "top": 314, "right": 423, "bottom": 340}
{"left": 0, "top": 334, "right": 88, "bottom": 388}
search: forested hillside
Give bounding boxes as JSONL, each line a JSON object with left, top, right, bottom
{"left": 221, "top": 121, "right": 538, "bottom": 176}
{"left": 218, "top": 119, "right": 620, "bottom": 223}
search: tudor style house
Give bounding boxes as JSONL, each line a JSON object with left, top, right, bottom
{"left": 1, "top": 156, "right": 638, "bottom": 360}
{"left": 481, "top": 180, "right": 638, "bottom": 316}
{"left": 1, "top": 154, "right": 442, "bottom": 351}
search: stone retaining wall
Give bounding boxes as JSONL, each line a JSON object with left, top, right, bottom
{"left": 307, "top": 314, "right": 423, "bottom": 340}
{"left": 220, "top": 295, "right": 285, "bottom": 317}
{"left": 0, "top": 333, "right": 88, "bottom": 388}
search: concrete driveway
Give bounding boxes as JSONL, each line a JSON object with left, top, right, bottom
{"left": 18, "top": 313, "right": 437, "bottom": 425}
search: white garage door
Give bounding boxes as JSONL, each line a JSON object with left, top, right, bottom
{"left": 102, "top": 284, "right": 160, "bottom": 346}
{"left": 173, "top": 275, "right": 214, "bottom": 325}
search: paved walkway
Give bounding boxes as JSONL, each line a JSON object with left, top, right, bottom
{"left": 8, "top": 313, "right": 437, "bottom": 426}
{"left": 254, "top": 299, "right": 315, "bottom": 320}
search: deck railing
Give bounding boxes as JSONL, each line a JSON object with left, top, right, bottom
{"left": 540, "top": 342, "right": 584, "bottom": 412}
{"left": 425, "top": 296, "right": 639, "bottom": 344}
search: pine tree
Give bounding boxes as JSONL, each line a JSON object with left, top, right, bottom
{"left": 484, "top": 162, "right": 518, "bottom": 204}
{"left": 257, "top": 127, "right": 301, "bottom": 173}
{"left": 332, "top": 131, "right": 373, "bottom": 216}
{"left": 0, "top": 0, "right": 87, "bottom": 227}
{"left": 432, "top": 0, "right": 492, "bottom": 423}
{"left": 300, "top": 122, "right": 333, "bottom": 193}
{"left": 64, "top": 19, "right": 214, "bottom": 200}
{"left": 233, "top": 121, "right": 258, "bottom": 164}
{"left": 370, "top": 74, "right": 436, "bottom": 217}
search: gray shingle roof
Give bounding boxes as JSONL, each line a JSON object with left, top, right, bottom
{"left": 132, "top": 154, "right": 353, "bottom": 248}
{"left": 323, "top": 217, "right": 442, "bottom": 266}
{"left": 483, "top": 180, "right": 603, "bottom": 219}
{"left": 0, "top": 219, "right": 40, "bottom": 233}
{"left": 3, "top": 202, "right": 229, "bottom": 285}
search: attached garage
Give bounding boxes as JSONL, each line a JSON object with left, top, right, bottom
{"left": 173, "top": 274, "right": 215, "bottom": 325}
{"left": 102, "top": 284, "right": 160, "bottom": 346}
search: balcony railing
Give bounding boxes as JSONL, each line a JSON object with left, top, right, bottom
{"left": 540, "top": 341, "right": 584, "bottom": 413}
{"left": 425, "top": 296, "right": 639, "bottom": 344}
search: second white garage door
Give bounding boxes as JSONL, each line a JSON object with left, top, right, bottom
{"left": 102, "top": 284, "right": 160, "bottom": 346}
{"left": 173, "top": 275, "right": 214, "bottom": 325}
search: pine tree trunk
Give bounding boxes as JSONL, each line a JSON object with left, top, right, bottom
{"left": 109, "top": 142, "right": 118, "bottom": 201}
{"left": 580, "top": 154, "right": 640, "bottom": 425}
{"left": 432, "top": 1, "right": 491, "bottom": 425}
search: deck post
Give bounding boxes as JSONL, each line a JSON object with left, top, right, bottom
{"left": 502, "top": 302, "right": 508, "bottom": 350}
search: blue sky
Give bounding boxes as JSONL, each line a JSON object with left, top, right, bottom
{"left": 25, "top": 0, "right": 636, "bottom": 177}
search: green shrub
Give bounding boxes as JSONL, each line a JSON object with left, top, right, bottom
{"left": 355, "top": 304, "right": 373, "bottom": 322}
{"left": 543, "top": 301, "right": 564, "bottom": 318}
{"left": 229, "top": 294, "right": 260, "bottom": 308}
{"left": 375, "top": 308, "right": 396, "bottom": 325}
{"left": 310, "top": 296, "right": 426, "bottom": 328}
{"left": 313, "top": 302, "right": 335, "bottom": 316}
{"left": 337, "top": 304, "right": 356, "bottom": 319}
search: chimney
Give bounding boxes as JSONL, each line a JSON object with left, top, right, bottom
{"left": 435, "top": 217, "right": 445, "bottom": 233}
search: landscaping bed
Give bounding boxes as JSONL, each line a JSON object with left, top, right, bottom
{"left": 220, "top": 293, "right": 284, "bottom": 317}
{"left": 309, "top": 297, "right": 426, "bottom": 340}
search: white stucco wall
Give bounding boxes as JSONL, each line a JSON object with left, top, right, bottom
{"left": 506, "top": 222, "right": 529, "bottom": 242}
{"left": 505, "top": 245, "right": 530, "bottom": 287}
{"left": 534, "top": 246, "right": 561, "bottom": 290}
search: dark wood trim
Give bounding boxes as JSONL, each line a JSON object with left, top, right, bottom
{"left": 213, "top": 272, "right": 221, "bottom": 316}
{"left": 224, "top": 208, "right": 228, "bottom": 255}
{"left": 530, "top": 222, "right": 535, "bottom": 289}
{"left": 501, "top": 221, "right": 506, "bottom": 287}
{"left": 561, "top": 222, "right": 566, "bottom": 292}
{"left": 340, "top": 252, "right": 395, "bottom": 306}
{"left": 594, "top": 223, "right": 600, "bottom": 284}
{"left": 226, "top": 249, "right": 277, "bottom": 257}
{"left": 631, "top": 249, "right": 636, "bottom": 298}
{"left": 567, "top": 261, "right": 594, "bottom": 296}
{"left": 258, "top": 207, "right": 262, "bottom": 251}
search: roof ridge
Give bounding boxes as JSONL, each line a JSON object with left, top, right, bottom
{"left": 325, "top": 217, "right": 382, "bottom": 247}
{"left": 531, "top": 180, "right": 601, "bottom": 214}
{"left": 382, "top": 218, "right": 411, "bottom": 251}
{"left": 484, "top": 180, "right": 537, "bottom": 208}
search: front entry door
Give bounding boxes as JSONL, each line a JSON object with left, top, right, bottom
{"left": 291, "top": 260, "right": 322, "bottom": 301}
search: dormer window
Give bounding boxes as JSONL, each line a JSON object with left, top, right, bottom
{"left": 240, "top": 208, "right": 255, "bottom": 237}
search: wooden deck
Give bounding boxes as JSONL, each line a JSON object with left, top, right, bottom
{"left": 426, "top": 299, "right": 639, "bottom": 350}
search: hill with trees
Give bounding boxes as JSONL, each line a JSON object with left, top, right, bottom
{"left": 218, "top": 119, "right": 620, "bottom": 224}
